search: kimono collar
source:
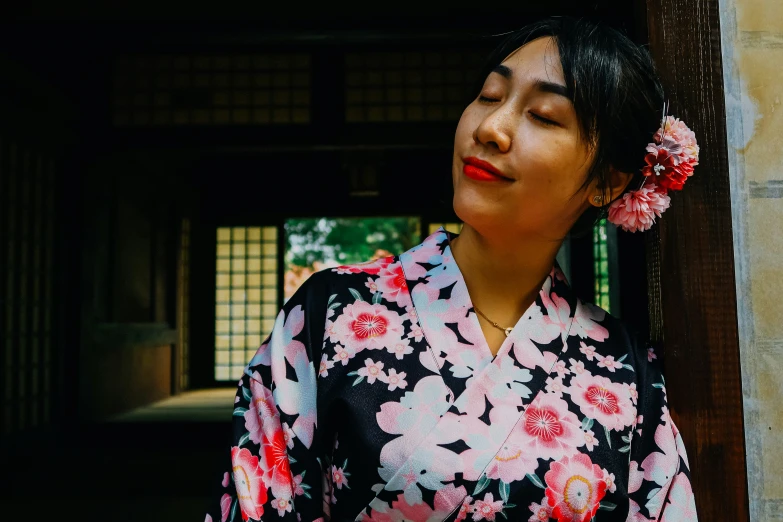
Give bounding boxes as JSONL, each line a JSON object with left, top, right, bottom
{"left": 399, "top": 227, "right": 583, "bottom": 376}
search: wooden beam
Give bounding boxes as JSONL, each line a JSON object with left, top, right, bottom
{"left": 644, "top": 0, "right": 749, "bottom": 519}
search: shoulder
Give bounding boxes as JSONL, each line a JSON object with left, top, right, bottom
{"left": 291, "top": 254, "right": 400, "bottom": 304}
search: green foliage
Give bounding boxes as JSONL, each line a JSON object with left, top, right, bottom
{"left": 285, "top": 217, "right": 421, "bottom": 267}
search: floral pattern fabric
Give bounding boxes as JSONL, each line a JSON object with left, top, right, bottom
{"left": 205, "top": 228, "right": 697, "bottom": 522}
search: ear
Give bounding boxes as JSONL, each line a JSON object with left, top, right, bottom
{"left": 589, "top": 167, "right": 635, "bottom": 207}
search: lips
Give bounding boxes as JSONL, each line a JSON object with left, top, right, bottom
{"left": 462, "top": 157, "right": 512, "bottom": 182}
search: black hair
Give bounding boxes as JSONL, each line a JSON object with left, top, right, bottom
{"left": 476, "top": 17, "right": 665, "bottom": 233}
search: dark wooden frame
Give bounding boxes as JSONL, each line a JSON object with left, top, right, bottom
{"left": 644, "top": 0, "right": 749, "bottom": 519}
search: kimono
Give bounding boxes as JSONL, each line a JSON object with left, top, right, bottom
{"left": 205, "top": 228, "right": 697, "bottom": 522}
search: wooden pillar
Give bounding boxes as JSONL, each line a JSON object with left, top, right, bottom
{"left": 645, "top": 0, "right": 749, "bottom": 519}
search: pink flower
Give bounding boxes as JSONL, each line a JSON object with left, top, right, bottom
{"left": 282, "top": 422, "right": 296, "bottom": 449}
{"left": 608, "top": 182, "right": 671, "bottom": 232}
{"left": 231, "top": 447, "right": 268, "bottom": 521}
{"left": 333, "top": 256, "right": 393, "bottom": 275}
{"left": 528, "top": 496, "right": 553, "bottom": 522}
{"left": 407, "top": 325, "right": 425, "bottom": 342}
{"left": 220, "top": 493, "right": 232, "bottom": 522}
{"left": 642, "top": 140, "right": 692, "bottom": 190}
{"left": 365, "top": 277, "right": 379, "bottom": 293}
{"left": 655, "top": 116, "right": 699, "bottom": 164}
{"left": 569, "top": 359, "right": 586, "bottom": 375}
{"left": 318, "top": 353, "right": 335, "bottom": 378}
{"left": 596, "top": 354, "right": 624, "bottom": 372}
{"left": 333, "top": 344, "right": 354, "bottom": 366}
{"left": 244, "top": 378, "right": 277, "bottom": 445}
{"left": 260, "top": 427, "right": 295, "bottom": 499}
{"left": 376, "top": 262, "right": 410, "bottom": 307}
{"left": 455, "top": 496, "right": 474, "bottom": 522}
{"left": 553, "top": 360, "right": 571, "bottom": 378}
{"left": 380, "top": 368, "right": 407, "bottom": 391}
{"left": 625, "top": 382, "right": 639, "bottom": 405}
{"left": 579, "top": 342, "right": 597, "bottom": 361}
{"left": 471, "top": 493, "right": 504, "bottom": 521}
{"left": 583, "top": 429, "right": 599, "bottom": 451}
{"left": 330, "top": 301, "right": 405, "bottom": 353}
{"left": 386, "top": 338, "right": 414, "bottom": 360}
{"left": 641, "top": 423, "right": 680, "bottom": 487}
{"left": 358, "top": 358, "right": 386, "bottom": 384}
{"left": 516, "top": 393, "right": 585, "bottom": 461}
{"left": 602, "top": 470, "right": 617, "bottom": 493}
{"left": 272, "top": 496, "right": 293, "bottom": 517}
{"left": 567, "top": 372, "right": 636, "bottom": 431}
{"left": 331, "top": 465, "right": 349, "bottom": 489}
{"left": 221, "top": 472, "right": 230, "bottom": 488}
{"left": 648, "top": 347, "right": 657, "bottom": 362}
{"left": 545, "top": 375, "right": 565, "bottom": 397}
{"left": 544, "top": 454, "right": 607, "bottom": 522}
{"left": 293, "top": 473, "right": 305, "bottom": 497}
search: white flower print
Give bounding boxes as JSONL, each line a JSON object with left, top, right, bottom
{"left": 596, "top": 354, "right": 624, "bottom": 372}
{"left": 381, "top": 368, "right": 408, "bottom": 391}
{"left": 579, "top": 341, "right": 597, "bottom": 361}
{"left": 583, "top": 429, "right": 599, "bottom": 451}
{"left": 318, "top": 353, "right": 335, "bottom": 378}
{"left": 357, "top": 358, "right": 385, "bottom": 384}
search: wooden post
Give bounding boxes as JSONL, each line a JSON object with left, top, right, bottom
{"left": 645, "top": 0, "right": 749, "bottom": 519}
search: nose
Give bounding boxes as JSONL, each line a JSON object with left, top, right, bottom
{"left": 473, "top": 106, "right": 512, "bottom": 153}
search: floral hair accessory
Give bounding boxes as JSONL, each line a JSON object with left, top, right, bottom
{"left": 607, "top": 106, "right": 699, "bottom": 232}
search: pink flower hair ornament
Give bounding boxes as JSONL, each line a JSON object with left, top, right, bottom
{"left": 607, "top": 109, "right": 699, "bottom": 233}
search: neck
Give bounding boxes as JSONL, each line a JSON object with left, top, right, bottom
{"left": 449, "top": 224, "right": 563, "bottom": 319}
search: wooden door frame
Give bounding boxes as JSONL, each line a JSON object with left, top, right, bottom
{"left": 644, "top": 0, "right": 749, "bottom": 519}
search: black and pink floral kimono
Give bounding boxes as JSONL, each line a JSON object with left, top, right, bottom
{"left": 205, "top": 228, "right": 697, "bottom": 522}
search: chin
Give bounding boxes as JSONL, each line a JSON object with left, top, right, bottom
{"left": 452, "top": 189, "right": 502, "bottom": 236}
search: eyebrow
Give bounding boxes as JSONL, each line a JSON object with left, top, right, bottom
{"left": 490, "top": 65, "right": 570, "bottom": 100}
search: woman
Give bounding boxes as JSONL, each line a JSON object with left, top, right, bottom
{"left": 206, "top": 17, "right": 698, "bottom": 522}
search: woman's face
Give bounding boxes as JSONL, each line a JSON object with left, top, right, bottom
{"left": 453, "top": 36, "right": 597, "bottom": 241}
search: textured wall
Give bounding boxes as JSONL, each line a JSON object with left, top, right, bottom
{"left": 719, "top": 0, "right": 783, "bottom": 519}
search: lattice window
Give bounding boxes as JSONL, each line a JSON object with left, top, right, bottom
{"left": 344, "top": 51, "right": 482, "bottom": 122}
{"left": 214, "top": 226, "right": 278, "bottom": 382}
{"left": 179, "top": 218, "right": 191, "bottom": 391}
{"left": 1, "top": 138, "right": 56, "bottom": 436}
{"left": 593, "top": 218, "right": 611, "bottom": 312}
{"left": 112, "top": 53, "right": 311, "bottom": 127}
{"left": 428, "top": 222, "right": 463, "bottom": 236}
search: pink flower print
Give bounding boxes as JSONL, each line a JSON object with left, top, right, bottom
{"left": 206, "top": 514, "right": 212, "bottom": 522}
{"left": 376, "top": 262, "right": 410, "bottom": 307}
{"left": 553, "top": 360, "right": 571, "bottom": 378}
{"left": 282, "top": 422, "right": 296, "bottom": 449}
{"left": 567, "top": 372, "right": 636, "bottom": 431}
{"left": 596, "top": 354, "right": 623, "bottom": 372}
{"left": 545, "top": 375, "right": 565, "bottom": 398}
{"left": 358, "top": 358, "right": 386, "bottom": 384}
{"left": 272, "top": 496, "right": 293, "bottom": 517}
{"left": 544, "top": 454, "right": 607, "bottom": 522}
{"left": 331, "top": 301, "right": 405, "bottom": 353}
{"left": 220, "top": 493, "right": 232, "bottom": 522}
{"left": 318, "top": 353, "right": 335, "bottom": 378}
{"left": 641, "top": 423, "right": 680, "bottom": 487}
{"left": 527, "top": 496, "right": 552, "bottom": 522}
{"left": 517, "top": 393, "right": 585, "bottom": 461}
{"left": 625, "top": 382, "right": 639, "bottom": 405}
{"left": 648, "top": 347, "right": 657, "bottom": 362}
{"left": 221, "top": 472, "right": 230, "bottom": 488}
{"left": 293, "top": 474, "right": 305, "bottom": 497}
{"left": 579, "top": 342, "right": 597, "bottom": 361}
{"left": 333, "top": 344, "right": 354, "bottom": 366}
{"left": 636, "top": 415, "right": 644, "bottom": 436}
{"left": 455, "top": 496, "right": 474, "bottom": 522}
{"left": 571, "top": 301, "right": 609, "bottom": 342}
{"left": 408, "top": 325, "right": 425, "bottom": 342}
{"left": 231, "top": 447, "right": 268, "bottom": 521}
{"left": 471, "top": 493, "right": 504, "bottom": 521}
{"left": 404, "top": 305, "right": 419, "bottom": 325}
{"left": 387, "top": 338, "right": 414, "bottom": 360}
{"left": 660, "top": 472, "right": 698, "bottom": 522}
{"left": 365, "top": 277, "right": 379, "bottom": 294}
{"left": 569, "top": 358, "right": 586, "bottom": 375}
{"left": 381, "top": 368, "right": 407, "bottom": 391}
{"left": 602, "top": 470, "right": 617, "bottom": 493}
{"left": 331, "top": 465, "right": 349, "bottom": 489}
{"left": 244, "top": 378, "right": 277, "bottom": 445}
{"left": 583, "top": 429, "right": 599, "bottom": 451}
{"left": 334, "top": 256, "right": 393, "bottom": 275}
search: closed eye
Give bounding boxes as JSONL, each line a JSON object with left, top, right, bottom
{"left": 529, "top": 111, "right": 559, "bottom": 127}
{"left": 478, "top": 95, "right": 500, "bottom": 103}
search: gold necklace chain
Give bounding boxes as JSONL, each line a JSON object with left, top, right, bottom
{"left": 473, "top": 305, "right": 514, "bottom": 337}
{"left": 445, "top": 230, "right": 515, "bottom": 337}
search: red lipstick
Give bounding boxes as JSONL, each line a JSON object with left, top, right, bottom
{"left": 462, "top": 157, "right": 512, "bottom": 182}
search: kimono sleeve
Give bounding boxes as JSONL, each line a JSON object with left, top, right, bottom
{"left": 626, "top": 344, "right": 698, "bottom": 521}
{"left": 205, "top": 272, "right": 330, "bottom": 522}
